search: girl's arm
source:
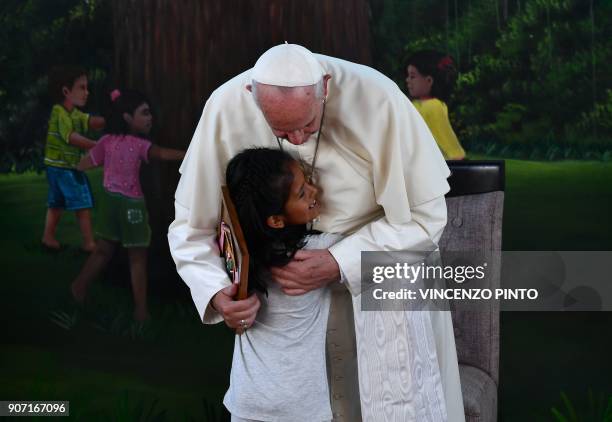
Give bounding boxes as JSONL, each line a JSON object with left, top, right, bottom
{"left": 148, "top": 145, "right": 185, "bottom": 161}
{"left": 77, "top": 154, "right": 97, "bottom": 171}
{"left": 68, "top": 132, "right": 97, "bottom": 150}
{"left": 89, "top": 116, "right": 105, "bottom": 131}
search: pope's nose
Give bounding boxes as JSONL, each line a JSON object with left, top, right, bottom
{"left": 287, "top": 130, "right": 306, "bottom": 145}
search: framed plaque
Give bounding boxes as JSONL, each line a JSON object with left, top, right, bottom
{"left": 217, "top": 186, "right": 249, "bottom": 301}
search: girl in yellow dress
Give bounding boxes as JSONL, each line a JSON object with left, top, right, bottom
{"left": 405, "top": 50, "right": 466, "bottom": 160}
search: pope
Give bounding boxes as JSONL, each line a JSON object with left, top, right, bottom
{"left": 168, "top": 43, "right": 465, "bottom": 421}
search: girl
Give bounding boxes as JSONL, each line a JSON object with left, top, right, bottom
{"left": 71, "top": 89, "right": 185, "bottom": 321}
{"left": 406, "top": 50, "right": 466, "bottom": 160}
{"left": 222, "top": 147, "right": 340, "bottom": 422}
{"left": 223, "top": 149, "right": 456, "bottom": 421}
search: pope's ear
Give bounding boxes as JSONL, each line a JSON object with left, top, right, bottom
{"left": 322, "top": 74, "right": 332, "bottom": 97}
{"left": 246, "top": 84, "right": 253, "bottom": 92}
{"left": 266, "top": 215, "right": 285, "bottom": 229}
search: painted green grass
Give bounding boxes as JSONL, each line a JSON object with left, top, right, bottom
{"left": 501, "top": 159, "right": 612, "bottom": 250}
{"left": 0, "top": 169, "right": 233, "bottom": 420}
{"left": 469, "top": 156, "right": 612, "bottom": 421}
{"left": 1, "top": 159, "right": 611, "bottom": 421}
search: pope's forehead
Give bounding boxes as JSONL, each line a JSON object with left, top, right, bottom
{"left": 259, "top": 96, "right": 318, "bottom": 131}
{"left": 257, "top": 85, "right": 319, "bottom": 116}
{"left": 256, "top": 83, "right": 317, "bottom": 101}
{"left": 263, "top": 93, "right": 315, "bottom": 110}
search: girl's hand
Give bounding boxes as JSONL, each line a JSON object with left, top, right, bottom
{"left": 211, "top": 283, "right": 260, "bottom": 332}
{"left": 68, "top": 132, "right": 97, "bottom": 150}
{"left": 77, "top": 154, "right": 95, "bottom": 171}
{"left": 148, "top": 146, "right": 185, "bottom": 161}
{"left": 271, "top": 249, "right": 341, "bottom": 295}
{"left": 89, "top": 116, "right": 105, "bottom": 131}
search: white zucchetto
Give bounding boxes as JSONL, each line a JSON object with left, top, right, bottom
{"left": 251, "top": 43, "right": 326, "bottom": 87}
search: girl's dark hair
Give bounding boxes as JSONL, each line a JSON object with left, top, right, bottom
{"left": 225, "top": 148, "right": 307, "bottom": 294}
{"left": 105, "top": 89, "right": 150, "bottom": 135}
{"left": 48, "top": 65, "right": 87, "bottom": 104}
{"left": 406, "top": 50, "right": 457, "bottom": 102}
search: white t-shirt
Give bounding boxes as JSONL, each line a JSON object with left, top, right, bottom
{"left": 223, "top": 233, "right": 342, "bottom": 422}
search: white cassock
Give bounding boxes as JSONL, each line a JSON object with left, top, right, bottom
{"left": 168, "top": 54, "right": 465, "bottom": 422}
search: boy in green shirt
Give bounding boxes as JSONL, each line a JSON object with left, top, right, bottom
{"left": 42, "top": 66, "right": 105, "bottom": 251}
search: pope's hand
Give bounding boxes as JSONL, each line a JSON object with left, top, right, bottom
{"left": 270, "top": 249, "right": 341, "bottom": 295}
{"left": 211, "top": 283, "right": 261, "bottom": 333}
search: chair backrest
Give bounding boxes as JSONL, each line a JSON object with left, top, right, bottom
{"left": 439, "top": 160, "right": 504, "bottom": 386}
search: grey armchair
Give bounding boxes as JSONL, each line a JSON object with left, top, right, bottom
{"left": 439, "top": 160, "right": 505, "bottom": 422}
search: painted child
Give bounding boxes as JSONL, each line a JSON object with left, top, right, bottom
{"left": 406, "top": 50, "right": 466, "bottom": 160}
{"left": 72, "top": 89, "right": 185, "bottom": 321}
{"left": 42, "top": 65, "right": 105, "bottom": 251}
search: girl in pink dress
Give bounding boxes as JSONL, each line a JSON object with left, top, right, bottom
{"left": 71, "top": 89, "right": 184, "bottom": 321}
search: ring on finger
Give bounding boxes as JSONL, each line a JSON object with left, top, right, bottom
{"left": 239, "top": 319, "right": 248, "bottom": 329}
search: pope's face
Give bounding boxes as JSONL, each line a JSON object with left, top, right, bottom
{"left": 255, "top": 83, "right": 326, "bottom": 145}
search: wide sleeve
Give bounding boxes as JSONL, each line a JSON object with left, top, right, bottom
{"left": 168, "top": 201, "right": 227, "bottom": 324}
{"left": 328, "top": 94, "right": 450, "bottom": 296}
{"left": 329, "top": 196, "right": 448, "bottom": 295}
{"left": 168, "top": 93, "right": 234, "bottom": 324}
